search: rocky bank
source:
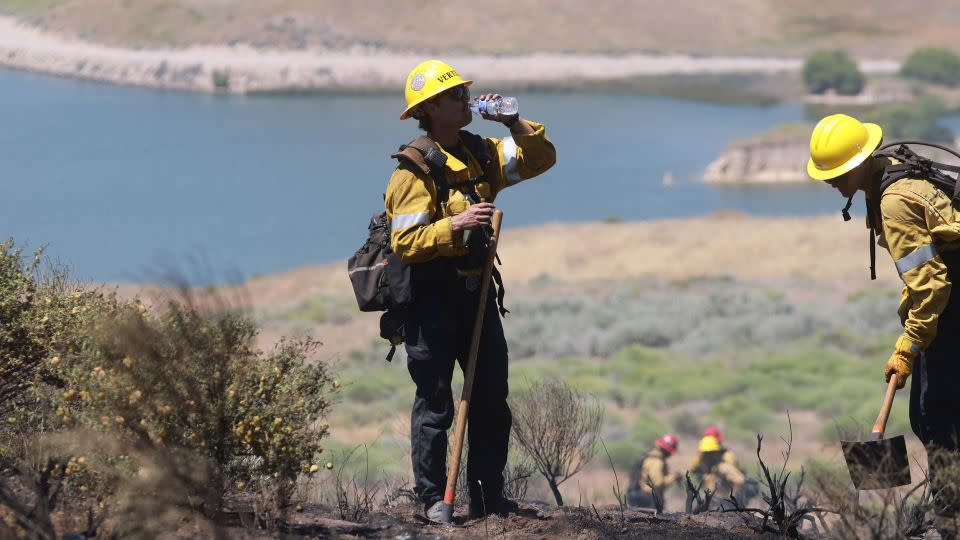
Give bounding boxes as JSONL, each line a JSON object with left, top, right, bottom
{"left": 0, "top": 16, "right": 900, "bottom": 95}
{"left": 704, "top": 136, "right": 960, "bottom": 184}
{"left": 703, "top": 139, "right": 809, "bottom": 184}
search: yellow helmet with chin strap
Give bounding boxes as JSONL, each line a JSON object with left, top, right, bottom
{"left": 807, "top": 114, "right": 883, "bottom": 181}
{"left": 400, "top": 59, "right": 473, "bottom": 120}
{"left": 698, "top": 435, "right": 721, "bottom": 453}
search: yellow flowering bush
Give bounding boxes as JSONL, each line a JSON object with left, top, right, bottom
{"left": 0, "top": 240, "right": 125, "bottom": 461}
{"left": 50, "top": 296, "right": 336, "bottom": 493}
{"left": 1, "top": 241, "right": 336, "bottom": 531}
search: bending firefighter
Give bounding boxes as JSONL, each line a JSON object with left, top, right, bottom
{"left": 690, "top": 428, "right": 745, "bottom": 499}
{"left": 627, "top": 434, "right": 679, "bottom": 509}
{"left": 808, "top": 114, "right": 960, "bottom": 538}
{"left": 386, "top": 60, "right": 556, "bottom": 521}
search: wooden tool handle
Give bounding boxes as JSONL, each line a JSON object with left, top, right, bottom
{"left": 443, "top": 210, "right": 503, "bottom": 506}
{"left": 871, "top": 375, "right": 899, "bottom": 440}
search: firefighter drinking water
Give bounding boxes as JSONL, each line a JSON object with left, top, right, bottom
{"left": 387, "top": 59, "right": 556, "bottom": 522}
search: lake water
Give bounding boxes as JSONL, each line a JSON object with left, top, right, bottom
{"left": 1, "top": 67, "right": 847, "bottom": 284}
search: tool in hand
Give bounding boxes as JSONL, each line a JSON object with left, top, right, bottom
{"left": 437, "top": 209, "right": 503, "bottom": 523}
{"left": 841, "top": 375, "right": 911, "bottom": 490}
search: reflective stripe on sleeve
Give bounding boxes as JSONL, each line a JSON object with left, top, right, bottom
{"left": 501, "top": 136, "right": 522, "bottom": 185}
{"left": 391, "top": 211, "right": 430, "bottom": 231}
{"left": 895, "top": 243, "right": 938, "bottom": 276}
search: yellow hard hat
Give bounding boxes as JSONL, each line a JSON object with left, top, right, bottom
{"left": 400, "top": 59, "right": 473, "bottom": 120}
{"left": 807, "top": 114, "right": 883, "bottom": 181}
{"left": 699, "top": 435, "right": 721, "bottom": 453}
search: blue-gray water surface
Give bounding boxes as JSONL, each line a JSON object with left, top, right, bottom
{"left": 1, "top": 67, "right": 849, "bottom": 284}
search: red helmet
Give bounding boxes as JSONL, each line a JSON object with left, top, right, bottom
{"left": 656, "top": 434, "right": 679, "bottom": 454}
{"left": 703, "top": 426, "right": 724, "bottom": 441}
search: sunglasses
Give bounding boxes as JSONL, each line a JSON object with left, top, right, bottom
{"left": 440, "top": 85, "right": 470, "bottom": 102}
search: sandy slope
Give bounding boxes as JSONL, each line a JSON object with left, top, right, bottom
{"left": 160, "top": 213, "right": 896, "bottom": 359}
{"left": 238, "top": 212, "right": 899, "bottom": 308}
{"left": 116, "top": 213, "right": 897, "bottom": 362}
{"left": 6, "top": 0, "right": 960, "bottom": 57}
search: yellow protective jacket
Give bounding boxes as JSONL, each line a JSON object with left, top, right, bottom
{"left": 874, "top": 169, "right": 960, "bottom": 350}
{"left": 691, "top": 449, "right": 744, "bottom": 492}
{"left": 385, "top": 122, "right": 556, "bottom": 265}
{"left": 630, "top": 448, "right": 676, "bottom": 496}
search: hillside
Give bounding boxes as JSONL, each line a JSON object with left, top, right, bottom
{"left": 186, "top": 213, "right": 901, "bottom": 357}
{"left": 2, "top": 0, "right": 960, "bottom": 57}
{"left": 2, "top": 215, "right": 936, "bottom": 537}
{"left": 119, "top": 215, "right": 922, "bottom": 513}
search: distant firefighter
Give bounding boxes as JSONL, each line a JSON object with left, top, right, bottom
{"left": 627, "top": 434, "right": 679, "bottom": 509}
{"left": 690, "top": 427, "right": 745, "bottom": 498}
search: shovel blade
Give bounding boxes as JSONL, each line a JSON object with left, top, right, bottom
{"left": 841, "top": 435, "right": 911, "bottom": 490}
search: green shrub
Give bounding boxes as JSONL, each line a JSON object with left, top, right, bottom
{"left": 340, "top": 369, "right": 400, "bottom": 404}
{"left": 602, "top": 438, "right": 642, "bottom": 470}
{"left": 862, "top": 95, "right": 952, "bottom": 142}
{"left": 630, "top": 415, "right": 669, "bottom": 452}
{"left": 804, "top": 456, "right": 850, "bottom": 497}
{"left": 505, "top": 278, "right": 901, "bottom": 362}
{"left": 322, "top": 440, "right": 408, "bottom": 478}
{"left": 0, "top": 0, "right": 67, "bottom": 17}
{"left": 50, "top": 294, "right": 337, "bottom": 493}
{"left": 669, "top": 409, "right": 703, "bottom": 437}
{"left": 212, "top": 70, "right": 230, "bottom": 91}
{"left": 711, "top": 395, "right": 776, "bottom": 440}
{"left": 802, "top": 49, "right": 865, "bottom": 95}
{"left": 0, "top": 240, "right": 339, "bottom": 534}
{"left": 0, "top": 239, "right": 126, "bottom": 459}
{"left": 901, "top": 47, "right": 960, "bottom": 86}
{"left": 276, "top": 294, "right": 357, "bottom": 325}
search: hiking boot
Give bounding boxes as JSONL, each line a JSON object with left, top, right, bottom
{"left": 467, "top": 501, "right": 492, "bottom": 520}
{"left": 425, "top": 500, "right": 452, "bottom": 524}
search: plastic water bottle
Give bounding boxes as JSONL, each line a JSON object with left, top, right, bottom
{"left": 469, "top": 96, "right": 519, "bottom": 116}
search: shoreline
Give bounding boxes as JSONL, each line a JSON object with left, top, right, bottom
{"left": 0, "top": 16, "right": 901, "bottom": 95}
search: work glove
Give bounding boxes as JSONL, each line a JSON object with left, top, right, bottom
{"left": 884, "top": 335, "right": 921, "bottom": 389}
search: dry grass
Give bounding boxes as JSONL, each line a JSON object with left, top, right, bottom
{"left": 261, "top": 213, "right": 899, "bottom": 297}
{"left": 3, "top": 0, "right": 960, "bottom": 57}
{"left": 114, "top": 214, "right": 899, "bottom": 357}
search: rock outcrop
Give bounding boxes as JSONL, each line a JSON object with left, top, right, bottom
{"left": 703, "top": 140, "right": 809, "bottom": 184}
{"left": 704, "top": 137, "right": 960, "bottom": 184}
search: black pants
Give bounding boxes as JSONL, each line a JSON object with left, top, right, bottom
{"left": 627, "top": 487, "right": 655, "bottom": 508}
{"left": 910, "top": 250, "right": 960, "bottom": 516}
{"left": 404, "top": 270, "right": 511, "bottom": 510}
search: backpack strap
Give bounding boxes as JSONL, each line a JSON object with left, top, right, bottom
{"left": 458, "top": 131, "right": 495, "bottom": 200}
{"left": 391, "top": 132, "right": 492, "bottom": 200}
{"left": 459, "top": 131, "right": 511, "bottom": 314}
{"left": 458, "top": 130, "right": 493, "bottom": 172}
{"left": 404, "top": 136, "right": 449, "bottom": 174}
{"left": 391, "top": 136, "right": 450, "bottom": 205}
{"left": 491, "top": 264, "right": 509, "bottom": 317}
{"left": 874, "top": 143, "right": 960, "bottom": 200}
{"left": 864, "top": 143, "right": 960, "bottom": 281}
